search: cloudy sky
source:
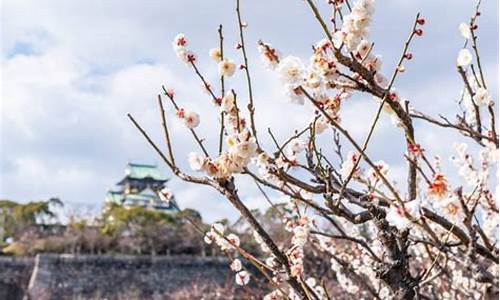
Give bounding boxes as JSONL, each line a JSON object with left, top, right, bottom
{"left": 1, "top": 0, "right": 498, "bottom": 222}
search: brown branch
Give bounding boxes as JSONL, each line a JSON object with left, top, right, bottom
{"left": 410, "top": 110, "right": 494, "bottom": 144}
{"left": 218, "top": 24, "right": 226, "bottom": 155}
{"left": 422, "top": 207, "right": 498, "bottom": 263}
{"left": 457, "top": 66, "right": 482, "bottom": 136}
{"left": 161, "top": 85, "right": 211, "bottom": 157}
{"left": 236, "top": 0, "right": 260, "bottom": 148}
{"left": 339, "top": 13, "right": 422, "bottom": 202}
{"left": 157, "top": 95, "right": 176, "bottom": 166}
{"left": 300, "top": 86, "right": 404, "bottom": 206}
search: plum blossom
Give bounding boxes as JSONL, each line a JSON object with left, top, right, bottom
{"left": 459, "top": 23, "right": 471, "bottom": 39}
{"left": 172, "top": 33, "right": 197, "bottom": 64}
{"left": 191, "top": 129, "right": 257, "bottom": 179}
{"left": 439, "top": 196, "right": 462, "bottom": 223}
{"left": 253, "top": 230, "right": 270, "bottom": 253}
{"left": 235, "top": 270, "right": 250, "bottom": 285}
{"left": 473, "top": 87, "right": 492, "bottom": 106}
{"left": 176, "top": 109, "right": 200, "bottom": 128}
{"left": 203, "top": 222, "right": 225, "bottom": 245}
{"left": 386, "top": 200, "right": 421, "bottom": 230}
{"left": 284, "top": 85, "right": 305, "bottom": 105}
{"left": 226, "top": 233, "right": 241, "bottom": 248}
{"left": 230, "top": 259, "right": 242, "bottom": 272}
{"left": 172, "top": 33, "right": 188, "bottom": 53}
{"left": 305, "top": 71, "right": 322, "bottom": 89}
{"left": 203, "top": 223, "right": 241, "bottom": 252}
{"left": 364, "top": 54, "right": 383, "bottom": 72}
{"left": 340, "top": 151, "right": 361, "bottom": 179}
{"left": 285, "top": 138, "right": 307, "bottom": 157}
{"left": 408, "top": 143, "right": 424, "bottom": 159}
{"left": 158, "top": 187, "right": 173, "bottom": 203}
{"left": 209, "top": 48, "right": 222, "bottom": 62}
{"left": 334, "top": 0, "right": 375, "bottom": 51}
{"left": 277, "top": 56, "right": 305, "bottom": 85}
{"left": 228, "top": 131, "right": 258, "bottom": 159}
{"left": 356, "top": 39, "right": 371, "bottom": 58}
{"left": 428, "top": 173, "right": 449, "bottom": 199}
{"left": 263, "top": 290, "right": 281, "bottom": 300}
{"left": 183, "top": 111, "right": 200, "bottom": 128}
{"left": 188, "top": 152, "right": 205, "bottom": 171}
{"left": 218, "top": 58, "right": 237, "bottom": 77}
{"left": 285, "top": 216, "right": 311, "bottom": 278}
{"left": 457, "top": 49, "right": 472, "bottom": 67}
{"left": 221, "top": 90, "right": 236, "bottom": 113}
{"left": 258, "top": 42, "right": 280, "bottom": 69}
{"left": 314, "top": 116, "right": 329, "bottom": 134}
{"left": 368, "top": 160, "right": 389, "bottom": 186}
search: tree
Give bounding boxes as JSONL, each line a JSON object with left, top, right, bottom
{"left": 128, "top": 0, "right": 497, "bottom": 299}
{"left": 0, "top": 198, "right": 62, "bottom": 241}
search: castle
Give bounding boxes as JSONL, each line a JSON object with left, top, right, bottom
{"left": 105, "top": 163, "right": 176, "bottom": 213}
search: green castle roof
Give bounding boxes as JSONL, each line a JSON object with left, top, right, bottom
{"left": 124, "top": 163, "right": 167, "bottom": 181}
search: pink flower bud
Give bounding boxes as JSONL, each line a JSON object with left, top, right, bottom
{"left": 165, "top": 88, "right": 175, "bottom": 98}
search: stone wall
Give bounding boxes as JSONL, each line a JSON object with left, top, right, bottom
{"left": 0, "top": 256, "right": 34, "bottom": 300}
{"left": 0, "top": 255, "right": 240, "bottom": 300}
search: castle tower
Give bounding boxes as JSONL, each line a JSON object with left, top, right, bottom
{"left": 105, "top": 163, "right": 176, "bottom": 213}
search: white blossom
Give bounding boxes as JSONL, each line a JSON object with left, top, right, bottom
{"left": 340, "top": 151, "right": 361, "bottom": 179}
{"left": 473, "top": 87, "right": 492, "bottom": 106}
{"left": 386, "top": 200, "right": 420, "bottom": 230}
{"left": 284, "top": 84, "right": 305, "bottom": 105}
{"left": 277, "top": 56, "right": 305, "bottom": 85}
{"left": 209, "top": 48, "right": 222, "bottom": 62}
{"left": 356, "top": 39, "right": 371, "bottom": 57}
{"left": 285, "top": 138, "right": 307, "bottom": 156}
{"left": 258, "top": 42, "right": 280, "bottom": 69}
{"left": 188, "top": 152, "right": 205, "bottom": 171}
{"left": 226, "top": 233, "right": 241, "bottom": 248}
{"left": 235, "top": 270, "right": 250, "bottom": 285}
{"left": 459, "top": 23, "right": 471, "bottom": 39}
{"left": 230, "top": 259, "right": 242, "bottom": 272}
{"left": 218, "top": 58, "right": 236, "bottom": 77}
{"left": 183, "top": 111, "right": 200, "bottom": 128}
{"left": 457, "top": 49, "right": 472, "bottom": 67}
{"left": 158, "top": 187, "right": 173, "bottom": 203}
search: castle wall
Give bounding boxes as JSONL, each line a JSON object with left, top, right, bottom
{"left": 0, "top": 254, "right": 239, "bottom": 300}
{"left": 0, "top": 256, "right": 34, "bottom": 300}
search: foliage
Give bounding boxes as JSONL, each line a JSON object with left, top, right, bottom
{"left": 1, "top": 200, "right": 206, "bottom": 257}
{"left": 0, "top": 198, "right": 62, "bottom": 241}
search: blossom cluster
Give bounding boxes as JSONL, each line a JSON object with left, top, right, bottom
{"left": 175, "top": 107, "right": 200, "bottom": 129}
{"left": 203, "top": 223, "right": 250, "bottom": 286}
{"left": 285, "top": 216, "right": 311, "bottom": 278}
{"left": 333, "top": 0, "right": 375, "bottom": 51}
{"left": 172, "top": 33, "right": 197, "bottom": 64}
{"left": 261, "top": 0, "right": 390, "bottom": 134}
{"left": 455, "top": 18, "right": 495, "bottom": 130}
{"left": 188, "top": 129, "right": 257, "bottom": 178}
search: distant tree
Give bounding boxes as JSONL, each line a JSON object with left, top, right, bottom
{"left": 0, "top": 198, "right": 62, "bottom": 241}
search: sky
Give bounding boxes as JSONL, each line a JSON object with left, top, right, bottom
{"left": 1, "top": 0, "right": 498, "bottom": 223}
